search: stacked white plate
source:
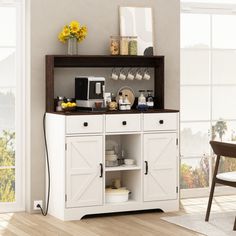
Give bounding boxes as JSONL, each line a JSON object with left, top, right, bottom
{"left": 105, "top": 150, "right": 118, "bottom": 167}
{"left": 106, "top": 150, "right": 115, "bottom": 155}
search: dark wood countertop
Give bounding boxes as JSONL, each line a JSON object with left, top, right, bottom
{"left": 47, "top": 109, "right": 179, "bottom": 116}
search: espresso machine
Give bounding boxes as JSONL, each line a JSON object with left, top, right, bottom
{"left": 75, "top": 76, "right": 105, "bottom": 108}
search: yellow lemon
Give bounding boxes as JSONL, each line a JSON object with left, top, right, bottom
{"left": 61, "top": 103, "right": 67, "bottom": 108}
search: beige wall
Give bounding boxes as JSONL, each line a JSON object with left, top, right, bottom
{"left": 29, "top": 0, "right": 180, "bottom": 211}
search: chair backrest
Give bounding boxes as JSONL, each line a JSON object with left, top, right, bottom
{"left": 210, "top": 141, "right": 236, "bottom": 158}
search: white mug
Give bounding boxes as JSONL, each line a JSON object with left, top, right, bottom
{"left": 119, "top": 72, "right": 126, "bottom": 80}
{"left": 127, "top": 72, "right": 135, "bottom": 80}
{"left": 111, "top": 72, "right": 119, "bottom": 80}
{"left": 135, "top": 72, "right": 142, "bottom": 80}
{"left": 143, "top": 72, "right": 151, "bottom": 80}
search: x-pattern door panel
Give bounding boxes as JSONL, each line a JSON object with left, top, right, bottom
{"left": 144, "top": 133, "right": 177, "bottom": 202}
{"left": 66, "top": 136, "right": 103, "bottom": 208}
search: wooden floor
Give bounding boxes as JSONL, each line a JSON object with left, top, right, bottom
{"left": 0, "top": 195, "right": 236, "bottom": 236}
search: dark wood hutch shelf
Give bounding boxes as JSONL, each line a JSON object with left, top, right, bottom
{"left": 46, "top": 55, "right": 164, "bottom": 112}
{"left": 50, "top": 109, "right": 179, "bottom": 116}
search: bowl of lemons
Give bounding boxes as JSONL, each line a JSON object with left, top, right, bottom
{"left": 61, "top": 102, "right": 77, "bottom": 112}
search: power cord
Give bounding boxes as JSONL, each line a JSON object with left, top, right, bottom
{"left": 36, "top": 112, "right": 50, "bottom": 216}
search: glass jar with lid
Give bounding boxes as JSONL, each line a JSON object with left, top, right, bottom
{"left": 110, "top": 36, "right": 120, "bottom": 55}
{"left": 124, "top": 95, "right": 131, "bottom": 110}
{"left": 56, "top": 96, "right": 64, "bottom": 111}
{"left": 138, "top": 90, "right": 146, "bottom": 105}
{"left": 120, "top": 36, "right": 129, "bottom": 55}
{"left": 128, "top": 36, "right": 138, "bottom": 55}
{"left": 146, "top": 90, "right": 154, "bottom": 109}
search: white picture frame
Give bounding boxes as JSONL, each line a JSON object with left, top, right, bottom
{"left": 119, "top": 7, "right": 154, "bottom": 56}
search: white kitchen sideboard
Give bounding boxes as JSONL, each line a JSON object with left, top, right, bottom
{"left": 46, "top": 112, "right": 179, "bottom": 221}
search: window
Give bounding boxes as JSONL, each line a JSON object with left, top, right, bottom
{"left": 181, "top": 4, "right": 236, "bottom": 197}
{"left": 0, "top": 0, "right": 25, "bottom": 212}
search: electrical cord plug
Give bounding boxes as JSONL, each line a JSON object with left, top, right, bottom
{"left": 36, "top": 203, "right": 47, "bottom": 216}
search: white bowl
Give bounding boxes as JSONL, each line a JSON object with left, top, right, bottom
{"left": 105, "top": 188, "right": 130, "bottom": 203}
{"left": 124, "top": 159, "right": 135, "bottom": 165}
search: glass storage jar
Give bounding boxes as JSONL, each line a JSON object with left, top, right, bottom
{"left": 120, "top": 36, "right": 129, "bottom": 55}
{"left": 146, "top": 90, "right": 154, "bottom": 108}
{"left": 110, "top": 36, "right": 120, "bottom": 55}
{"left": 138, "top": 90, "right": 146, "bottom": 105}
{"left": 56, "top": 96, "right": 64, "bottom": 111}
{"left": 128, "top": 36, "right": 138, "bottom": 55}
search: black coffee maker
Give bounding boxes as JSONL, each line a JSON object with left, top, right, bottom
{"left": 75, "top": 76, "right": 105, "bottom": 108}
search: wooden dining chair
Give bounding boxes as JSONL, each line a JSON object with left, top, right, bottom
{"left": 205, "top": 141, "right": 236, "bottom": 230}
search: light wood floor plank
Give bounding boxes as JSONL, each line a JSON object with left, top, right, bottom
{"left": 34, "top": 214, "right": 99, "bottom": 236}
{"left": 1, "top": 195, "right": 235, "bottom": 236}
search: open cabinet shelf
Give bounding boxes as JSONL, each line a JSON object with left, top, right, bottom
{"left": 45, "top": 55, "right": 165, "bottom": 112}
{"left": 105, "top": 134, "right": 142, "bottom": 168}
{"left": 105, "top": 170, "right": 142, "bottom": 204}
{"left": 105, "top": 166, "right": 141, "bottom": 172}
{"left": 105, "top": 199, "right": 138, "bottom": 206}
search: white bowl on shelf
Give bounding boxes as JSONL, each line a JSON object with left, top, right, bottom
{"left": 124, "top": 159, "right": 135, "bottom": 165}
{"left": 105, "top": 188, "right": 130, "bottom": 203}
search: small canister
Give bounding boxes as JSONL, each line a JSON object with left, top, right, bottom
{"left": 110, "top": 36, "right": 120, "bottom": 55}
{"left": 119, "top": 103, "right": 126, "bottom": 111}
{"left": 125, "top": 103, "right": 131, "bottom": 110}
{"left": 128, "top": 36, "right": 138, "bottom": 55}
{"left": 112, "top": 179, "right": 121, "bottom": 189}
{"left": 56, "top": 96, "right": 64, "bottom": 111}
{"left": 120, "top": 36, "right": 129, "bottom": 55}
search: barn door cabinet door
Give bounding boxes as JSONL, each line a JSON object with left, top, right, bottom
{"left": 143, "top": 133, "right": 178, "bottom": 202}
{"left": 66, "top": 136, "right": 103, "bottom": 208}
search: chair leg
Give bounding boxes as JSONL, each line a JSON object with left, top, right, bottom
{"left": 205, "top": 180, "right": 216, "bottom": 222}
{"left": 206, "top": 154, "right": 220, "bottom": 222}
{"left": 233, "top": 217, "right": 236, "bottom": 231}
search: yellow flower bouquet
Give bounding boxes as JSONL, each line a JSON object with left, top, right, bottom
{"left": 58, "top": 20, "right": 88, "bottom": 43}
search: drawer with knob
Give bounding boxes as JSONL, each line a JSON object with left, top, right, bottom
{"left": 105, "top": 114, "right": 141, "bottom": 133}
{"left": 143, "top": 113, "right": 177, "bottom": 131}
{"left": 66, "top": 115, "right": 103, "bottom": 134}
